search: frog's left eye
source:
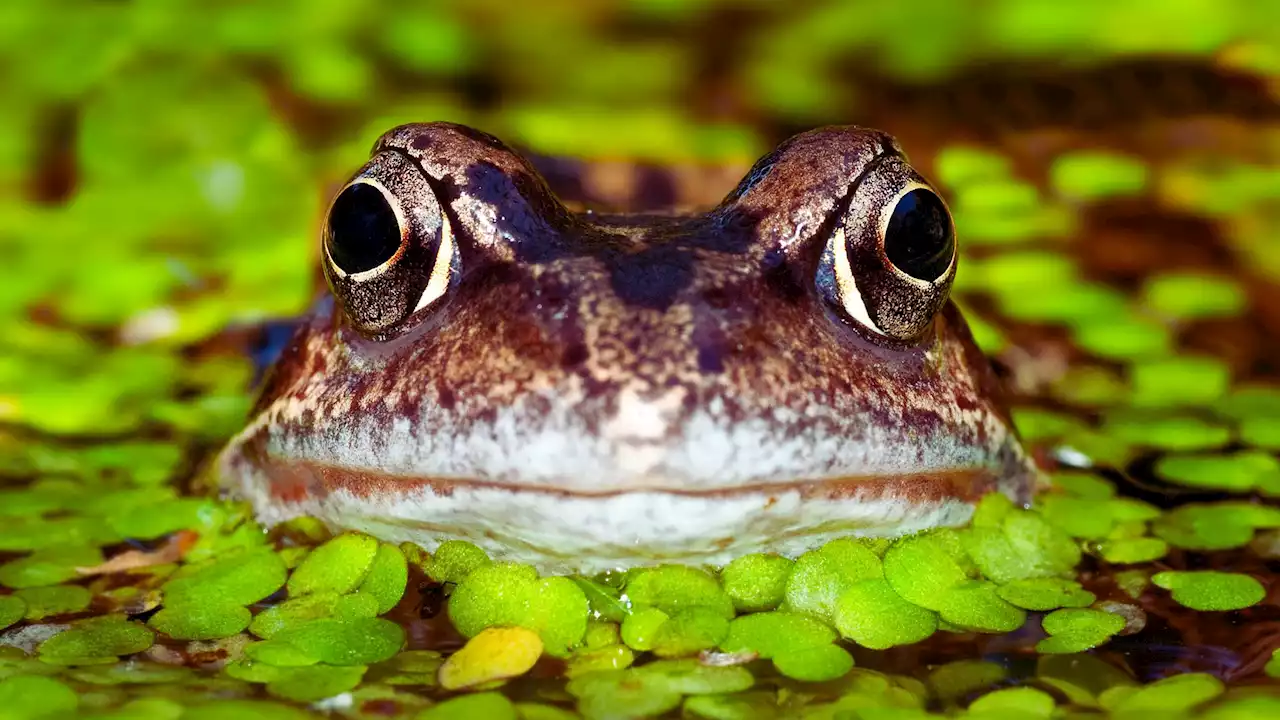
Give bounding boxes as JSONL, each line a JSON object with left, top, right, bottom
{"left": 322, "top": 151, "right": 458, "bottom": 340}
{"left": 818, "top": 156, "right": 957, "bottom": 342}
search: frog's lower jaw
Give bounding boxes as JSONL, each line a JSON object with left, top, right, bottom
{"left": 221, "top": 451, "right": 1030, "bottom": 575}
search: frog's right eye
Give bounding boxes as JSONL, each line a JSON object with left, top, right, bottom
{"left": 326, "top": 183, "right": 404, "bottom": 274}
{"left": 322, "top": 151, "right": 458, "bottom": 341}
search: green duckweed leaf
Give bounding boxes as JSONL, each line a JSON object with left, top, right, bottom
{"left": 109, "top": 498, "right": 217, "bottom": 540}
{"left": 149, "top": 603, "right": 252, "bottom": 640}
{"left": 995, "top": 577, "right": 1095, "bottom": 611}
{"left": 882, "top": 533, "right": 970, "bottom": 611}
{"left": 720, "top": 610, "right": 834, "bottom": 658}
{"left": 583, "top": 621, "right": 620, "bottom": 648}
{"left": 1215, "top": 385, "right": 1280, "bottom": 421}
{"left": 682, "top": 692, "right": 780, "bottom": 720}
{"left": 969, "top": 686, "right": 1056, "bottom": 716}
{"left": 964, "top": 509, "right": 1080, "bottom": 583}
{"left": 627, "top": 565, "right": 734, "bottom": 620}
{"left": 720, "top": 553, "right": 793, "bottom": 613}
{"left": 1141, "top": 273, "right": 1246, "bottom": 320}
{"left": 14, "top": 584, "right": 92, "bottom": 620}
{"left": 1151, "top": 570, "right": 1265, "bottom": 611}
{"left": 1101, "top": 672, "right": 1223, "bottom": 713}
{"left": 0, "top": 674, "right": 79, "bottom": 717}
{"left": 782, "top": 539, "right": 882, "bottom": 623}
{"left": 0, "top": 545, "right": 103, "bottom": 589}
{"left": 356, "top": 543, "right": 408, "bottom": 614}
{"left": 936, "top": 581, "right": 1026, "bottom": 633}
{"left": 416, "top": 692, "right": 517, "bottom": 720}
{"left": 1153, "top": 502, "right": 1280, "bottom": 550}
{"left": 1130, "top": 356, "right": 1231, "bottom": 408}
{"left": 249, "top": 590, "right": 378, "bottom": 639}
{"left": 162, "top": 547, "right": 286, "bottom": 609}
{"left": 0, "top": 596, "right": 25, "bottom": 630}
{"left": 266, "top": 662, "right": 367, "bottom": 702}
{"left": 1050, "top": 151, "right": 1147, "bottom": 201}
{"left": 38, "top": 616, "right": 154, "bottom": 664}
{"left": 287, "top": 532, "right": 379, "bottom": 597}
{"left": 424, "top": 540, "right": 490, "bottom": 584}
{"left": 1097, "top": 537, "right": 1169, "bottom": 564}
{"left": 1035, "top": 608, "right": 1125, "bottom": 654}
{"left": 1052, "top": 472, "right": 1116, "bottom": 500}
{"left": 634, "top": 658, "right": 755, "bottom": 694}
{"left": 620, "top": 607, "right": 669, "bottom": 652}
{"left": 649, "top": 607, "right": 730, "bottom": 657}
{"left": 0, "top": 517, "right": 120, "bottom": 552}
{"left": 1072, "top": 316, "right": 1172, "bottom": 360}
{"left": 934, "top": 146, "right": 1012, "bottom": 188}
{"left": 1154, "top": 451, "right": 1280, "bottom": 493}
{"left": 272, "top": 617, "right": 404, "bottom": 665}
{"left": 833, "top": 577, "right": 937, "bottom": 649}
{"left": 772, "top": 643, "right": 854, "bottom": 682}
{"left": 245, "top": 639, "right": 320, "bottom": 667}
{"left": 1102, "top": 412, "right": 1232, "bottom": 452}
{"left": 928, "top": 660, "right": 1008, "bottom": 705}
{"left": 446, "top": 563, "right": 587, "bottom": 656}
{"left": 565, "top": 644, "right": 635, "bottom": 678}
{"left": 1241, "top": 417, "right": 1280, "bottom": 450}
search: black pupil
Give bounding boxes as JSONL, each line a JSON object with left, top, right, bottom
{"left": 326, "top": 183, "right": 402, "bottom": 274}
{"left": 884, "top": 188, "right": 955, "bottom": 281}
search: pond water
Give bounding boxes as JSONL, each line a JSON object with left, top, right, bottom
{"left": 2, "top": 3, "right": 1279, "bottom": 718}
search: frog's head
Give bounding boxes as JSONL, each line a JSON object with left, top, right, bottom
{"left": 220, "top": 122, "right": 1038, "bottom": 573}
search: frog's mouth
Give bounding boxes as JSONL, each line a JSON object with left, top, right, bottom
{"left": 223, "top": 446, "right": 1018, "bottom": 575}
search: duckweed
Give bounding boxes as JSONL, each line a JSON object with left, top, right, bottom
{"left": 424, "top": 540, "right": 490, "bottom": 584}
{"left": 782, "top": 539, "right": 881, "bottom": 622}
{"left": 438, "top": 626, "right": 543, "bottom": 690}
{"left": 1151, "top": 570, "right": 1265, "bottom": 611}
{"left": 14, "top": 585, "right": 92, "bottom": 620}
{"left": 4, "top": 3, "right": 1280, "bottom": 716}
{"left": 833, "top": 578, "right": 938, "bottom": 649}
{"left": 1101, "top": 673, "right": 1224, "bottom": 713}
{"left": 272, "top": 617, "right": 404, "bottom": 665}
{"left": 1035, "top": 608, "right": 1126, "bottom": 654}
{"left": 1155, "top": 451, "right": 1280, "bottom": 493}
{"left": 720, "top": 610, "right": 834, "bottom": 659}
{"left": 720, "top": 553, "right": 793, "bottom": 612}
{"left": 448, "top": 562, "right": 588, "bottom": 656}
{"left": 38, "top": 616, "right": 154, "bottom": 665}
{"left": 417, "top": 692, "right": 517, "bottom": 720}
{"left": 0, "top": 675, "right": 78, "bottom": 717}
{"left": 995, "top": 577, "right": 1095, "bottom": 610}
{"left": 249, "top": 590, "right": 379, "bottom": 639}
{"left": 771, "top": 643, "right": 854, "bottom": 682}
{"left": 968, "top": 686, "right": 1056, "bottom": 716}
{"left": 286, "top": 532, "right": 379, "bottom": 597}
{"left": 1141, "top": 273, "right": 1247, "bottom": 320}
{"left": 0, "top": 596, "right": 25, "bottom": 630}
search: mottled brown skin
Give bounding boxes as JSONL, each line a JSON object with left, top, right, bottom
{"left": 219, "top": 122, "right": 1038, "bottom": 572}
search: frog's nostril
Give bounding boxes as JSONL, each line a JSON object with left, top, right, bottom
{"left": 884, "top": 188, "right": 955, "bottom": 282}
{"left": 326, "top": 182, "right": 403, "bottom": 274}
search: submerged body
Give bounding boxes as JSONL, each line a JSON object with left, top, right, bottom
{"left": 219, "top": 123, "right": 1038, "bottom": 573}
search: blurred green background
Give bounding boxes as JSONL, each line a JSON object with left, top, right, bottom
{"left": 0, "top": 0, "right": 1276, "bottom": 436}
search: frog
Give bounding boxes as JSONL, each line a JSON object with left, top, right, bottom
{"left": 217, "top": 122, "right": 1040, "bottom": 574}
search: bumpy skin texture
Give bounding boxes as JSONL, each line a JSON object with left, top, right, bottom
{"left": 219, "top": 123, "right": 1039, "bottom": 573}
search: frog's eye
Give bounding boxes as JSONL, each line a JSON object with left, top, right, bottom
{"left": 884, "top": 188, "right": 955, "bottom": 282}
{"left": 818, "top": 156, "right": 956, "bottom": 342}
{"left": 322, "top": 151, "right": 458, "bottom": 340}
{"left": 326, "top": 183, "right": 404, "bottom": 274}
